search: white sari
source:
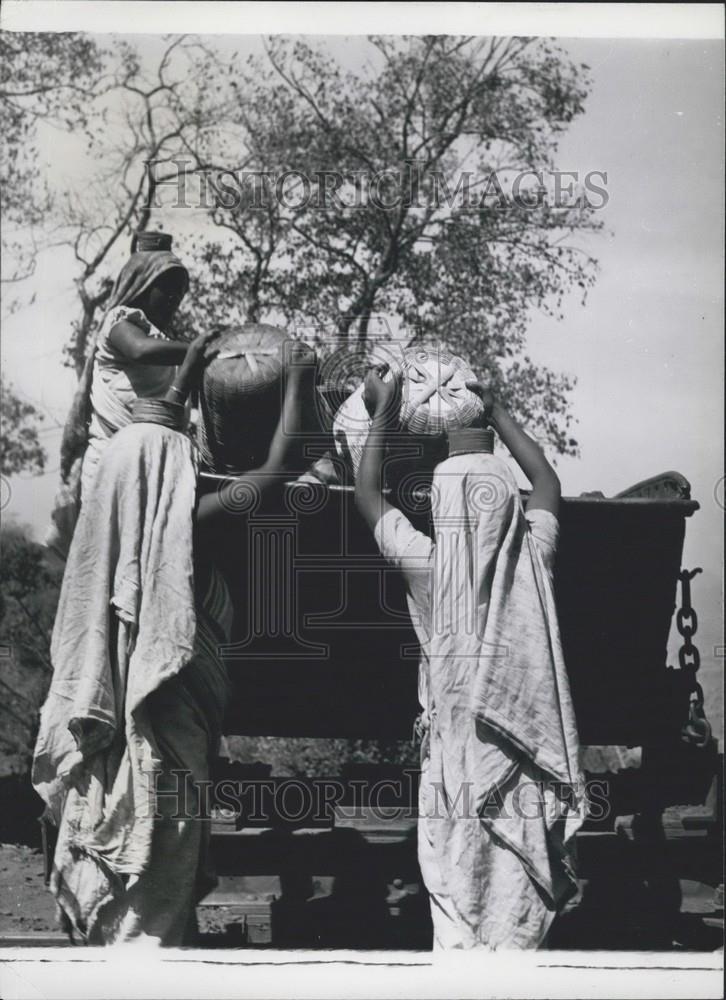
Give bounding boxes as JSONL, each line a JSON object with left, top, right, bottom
{"left": 79, "top": 305, "right": 178, "bottom": 502}
{"left": 47, "top": 249, "right": 188, "bottom": 562}
{"left": 375, "top": 453, "right": 586, "bottom": 948}
{"left": 34, "top": 423, "right": 231, "bottom": 946}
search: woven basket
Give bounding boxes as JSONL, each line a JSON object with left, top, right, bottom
{"left": 333, "top": 346, "right": 485, "bottom": 481}
{"left": 198, "top": 323, "right": 289, "bottom": 474}
{"left": 398, "top": 346, "right": 482, "bottom": 435}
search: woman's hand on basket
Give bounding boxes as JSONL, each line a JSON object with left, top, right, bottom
{"left": 184, "top": 328, "right": 224, "bottom": 376}
{"left": 171, "top": 329, "right": 224, "bottom": 399}
{"left": 285, "top": 339, "right": 317, "bottom": 384}
{"left": 165, "top": 329, "right": 222, "bottom": 404}
{"left": 363, "top": 363, "right": 401, "bottom": 420}
{"left": 465, "top": 380, "right": 496, "bottom": 422}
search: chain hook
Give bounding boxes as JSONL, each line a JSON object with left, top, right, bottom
{"left": 678, "top": 567, "right": 702, "bottom": 611}
{"left": 681, "top": 685, "right": 712, "bottom": 748}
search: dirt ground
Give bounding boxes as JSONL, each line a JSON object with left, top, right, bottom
{"left": 0, "top": 846, "right": 317, "bottom": 943}
{"left": 2, "top": 841, "right": 722, "bottom": 949}
{"left": 0, "top": 845, "right": 279, "bottom": 940}
{"left": 0, "top": 843, "right": 58, "bottom": 936}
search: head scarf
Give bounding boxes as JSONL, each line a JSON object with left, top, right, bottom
{"left": 59, "top": 251, "right": 188, "bottom": 481}
{"left": 108, "top": 250, "right": 188, "bottom": 312}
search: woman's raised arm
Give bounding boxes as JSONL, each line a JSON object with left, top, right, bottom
{"left": 466, "top": 381, "right": 561, "bottom": 516}
{"left": 195, "top": 341, "right": 318, "bottom": 534}
{"left": 108, "top": 321, "right": 190, "bottom": 365}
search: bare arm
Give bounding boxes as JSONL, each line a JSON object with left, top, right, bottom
{"left": 355, "top": 368, "right": 401, "bottom": 532}
{"left": 467, "top": 382, "right": 561, "bottom": 516}
{"left": 195, "top": 341, "right": 317, "bottom": 534}
{"left": 160, "top": 329, "right": 222, "bottom": 406}
{"left": 108, "top": 320, "right": 189, "bottom": 365}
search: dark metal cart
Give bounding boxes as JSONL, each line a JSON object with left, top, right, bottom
{"left": 200, "top": 470, "right": 722, "bottom": 949}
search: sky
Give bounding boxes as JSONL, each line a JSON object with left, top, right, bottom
{"left": 2, "top": 31, "right": 723, "bottom": 740}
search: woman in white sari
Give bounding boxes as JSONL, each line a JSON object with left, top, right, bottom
{"left": 34, "top": 334, "right": 317, "bottom": 946}
{"left": 355, "top": 368, "right": 586, "bottom": 949}
{"left": 47, "top": 237, "right": 192, "bottom": 561}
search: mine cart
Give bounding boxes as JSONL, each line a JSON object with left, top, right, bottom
{"left": 199, "top": 470, "right": 722, "bottom": 950}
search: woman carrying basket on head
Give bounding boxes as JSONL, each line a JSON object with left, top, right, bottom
{"left": 33, "top": 331, "right": 318, "bottom": 946}
{"left": 355, "top": 364, "right": 586, "bottom": 950}
{"left": 46, "top": 233, "right": 197, "bottom": 561}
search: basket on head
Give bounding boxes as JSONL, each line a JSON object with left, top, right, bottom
{"left": 398, "top": 346, "right": 483, "bottom": 435}
{"left": 198, "top": 323, "right": 290, "bottom": 474}
{"left": 333, "top": 345, "right": 485, "bottom": 482}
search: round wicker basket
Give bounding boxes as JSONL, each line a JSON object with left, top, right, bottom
{"left": 333, "top": 345, "right": 485, "bottom": 482}
{"left": 398, "top": 346, "right": 482, "bottom": 435}
{"left": 198, "top": 323, "right": 290, "bottom": 474}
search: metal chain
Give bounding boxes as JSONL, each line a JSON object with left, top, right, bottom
{"left": 675, "top": 568, "right": 711, "bottom": 748}
{"left": 677, "top": 568, "right": 702, "bottom": 673}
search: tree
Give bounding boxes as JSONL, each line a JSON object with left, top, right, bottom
{"left": 49, "top": 35, "right": 241, "bottom": 376}
{"left": 3, "top": 32, "right": 600, "bottom": 459}
{"left": 0, "top": 31, "right": 106, "bottom": 283}
{"left": 0, "top": 522, "right": 60, "bottom": 773}
{"left": 0, "top": 364, "right": 51, "bottom": 777}
{"left": 0, "top": 372, "right": 52, "bottom": 772}
{"left": 0, "top": 381, "right": 56, "bottom": 772}
{"left": 0, "top": 375, "right": 46, "bottom": 477}
{"left": 180, "top": 35, "right": 599, "bottom": 454}
{"left": 1, "top": 33, "right": 241, "bottom": 374}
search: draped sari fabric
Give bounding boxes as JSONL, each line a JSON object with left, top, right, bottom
{"left": 375, "top": 453, "right": 586, "bottom": 948}
{"left": 46, "top": 251, "right": 188, "bottom": 562}
{"left": 33, "top": 422, "right": 230, "bottom": 946}
{"left": 78, "top": 305, "right": 180, "bottom": 502}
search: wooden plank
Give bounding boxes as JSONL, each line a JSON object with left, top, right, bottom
{"left": 0, "top": 933, "right": 71, "bottom": 948}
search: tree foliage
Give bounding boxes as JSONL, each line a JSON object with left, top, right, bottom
{"left": 0, "top": 32, "right": 106, "bottom": 282}
{"left": 2, "top": 33, "right": 233, "bottom": 370}
{"left": 222, "top": 736, "right": 418, "bottom": 779}
{"left": 177, "top": 35, "right": 599, "bottom": 454}
{"left": 0, "top": 524, "right": 60, "bottom": 772}
{"left": 0, "top": 375, "right": 46, "bottom": 477}
{"left": 3, "top": 32, "right": 600, "bottom": 458}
